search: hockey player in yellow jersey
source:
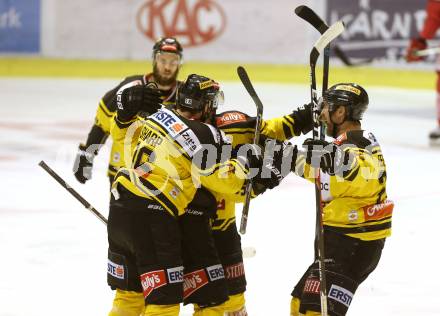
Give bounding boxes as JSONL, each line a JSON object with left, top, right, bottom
{"left": 106, "top": 74, "right": 263, "bottom": 316}
{"left": 287, "top": 83, "right": 393, "bottom": 316}
{"left": 73, "top": 37, "right": 183, "bottom": 184}
{"left": 208, "top": 105, "right": 314, "bottom": 316}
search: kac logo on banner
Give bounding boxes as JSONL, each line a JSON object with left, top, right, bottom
{"left": 0, "top": 0, "right": 40, "bottom": 53}
{"left": 136, "top": 0, "right": 226, "bottom": 48}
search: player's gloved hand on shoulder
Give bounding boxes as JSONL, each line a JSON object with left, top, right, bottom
{"left": 117, "top": 85, "right": 162, "bottom": 121}
{"left": 405, "top": 37, "right": 427, "bottom": 62}
{"left": 292, "top": 102, "right": 314, "bottom": 135}
{"left": 73, "top": 143, "right": 95, "bottom": 183}
{"left": 302, "top": 138, "right": 348, "bottom": 176}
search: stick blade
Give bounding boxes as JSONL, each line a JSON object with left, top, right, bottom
{"left": 294, "top": 5, "right": 328, "bottom": 34}
{"left": 237, "top": 66, "right": 263, "bottom": 112}
{"left": 314, "top": 21, "right": 344, "bottom": 54}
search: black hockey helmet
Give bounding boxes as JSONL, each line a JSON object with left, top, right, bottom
{"left": 152, "top": 37, "right": 183, "bottom": 58}
{"left": 176, "top": 74, "right": 223, "bottom": 119}
{"left": 324, "top": 83, "right": 369, "bottom": 121}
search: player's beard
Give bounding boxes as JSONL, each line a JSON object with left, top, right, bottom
{"left": 153, "top": 64, "right": 179, "bottom": 87}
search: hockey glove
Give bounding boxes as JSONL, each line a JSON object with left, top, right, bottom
{"left": 291, "top": 102, "right": 314, "bottom": 135}
{"left": 117, "top": 85, "right": 162, "bottom": 121}
{"left": 405, "top": 37, "right": 427, "bottom": 62}
{"left": 303, "top": 138, "right": 351, "bottom": 176}
{"left": 243, "top": 139, "right": 294, "bottom": 195}
{"left": 73, "top": 143, "right": 95, "bottom": 183}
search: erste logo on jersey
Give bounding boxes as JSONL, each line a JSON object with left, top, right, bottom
{"left": 206, "top": 264, "right": 225, "bottom": 281}
{"left": 107, "top": 259, "right": 125, "bottom": 280}
{"left": 151, "top": 109, "right": 202, "bottom": 157}
{"left": 329, "top": 284, "right": 353, "bottom": 307}
{"left": 215, "top": 112, "right": 247, "bottom": 127}
{"left": 136, "top": 0, "right": 226, "bottom": 47}
{"left": 183, "top": 269, "right": 209, "bottom": 298}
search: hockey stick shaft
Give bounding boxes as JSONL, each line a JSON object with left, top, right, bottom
{"left": 309, "top": 20, "right": 344, "bottom": 316}
{"left": 413, "top": 46, "right": 440, "bottom": 57}
{"left": 237, "top": 66, "right": 264, "bottom": 235}
{"left": 38, "top": 160, "right": 108, "bottom": 225}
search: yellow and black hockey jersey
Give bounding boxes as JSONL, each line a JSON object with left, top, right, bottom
{"left": 111, "top": 108, "right": 248, "bottom": 217}
{"left": 210, "top": 110, "right": 306, "bottom": 231}
{"left": 85, "top": 73, "right": 180, "bottom": 178}
{"left": 294, "top": 130, "right": 393, "bottom": 241}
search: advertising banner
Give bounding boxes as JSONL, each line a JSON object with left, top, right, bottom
{"left": 0, "top": 0, "right": 40, "bottom": 53}
{"left": 44, "top": 0, "right": 318, "bottom": 63}
{"left": 326, "top": 0, "right": 430, "bottom": 63}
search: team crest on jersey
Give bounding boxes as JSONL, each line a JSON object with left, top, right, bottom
{"left": 112, "top": 151, "right": 120, "bottom": 163}
{"left": 215, "top": 112, "right": 247, "bottom": 127}
{"left": 348, "top": 210, "right": 358, "bottom": 222}
{"left": 169, "top": 186, "right": 181, "bottom": 199}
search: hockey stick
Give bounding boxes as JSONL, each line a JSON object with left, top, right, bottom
{"left": 294, "top": 5, "right": 329, "bottom": 137}
{"left": 38, "top": 160, "right": 108, "bottom": 225}
{"left": 237, "top": 66, "right": 264, "bottom": 235}
{"left": 309, "top": 20, "right": 345, "bottom": 316}
{"left": 39, "top": 160, "right": 258, "bottom": 258}
{"left": 294, "top": 5, "right": 372, "bottom": 68}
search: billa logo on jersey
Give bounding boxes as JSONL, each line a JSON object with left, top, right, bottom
{"left": 215, "top": 112, "right": 247, "bottom": 126}
{"left": 140, "top": 270, "right": 167, "bottom": 298}
{"left": 183, "top": 269, "right": 209, "bottom": 298}
{"left": 107, "top": 259, "right": 125, "bottom": 280}
{"left": 303, "top": 278, "right": 320, "bottom": 294}
{"left": 136, "top": 0, "right": 226, "bottom": 48}
{"left": 363, "top": 199, "right": 394, "bottom": 221}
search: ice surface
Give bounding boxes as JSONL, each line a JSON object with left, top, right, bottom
{"left": 0, "top": 78, "right": 439, "bottom": 315}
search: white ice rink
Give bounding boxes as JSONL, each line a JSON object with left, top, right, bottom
{"left": 0, "top": 78, "right": 439, "bottom": 315}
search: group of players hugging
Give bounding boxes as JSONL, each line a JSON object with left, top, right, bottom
{"left": 73, "top": 37, "right": 392, "bottom": 316}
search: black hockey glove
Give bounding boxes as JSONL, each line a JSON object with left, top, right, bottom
{"left": 242, "top": 139, "right": 295, "bottom": 195}
{"left": 291, "top": 102, "right": 314, "bottom": 135}
{"left": 73, "top": 143, "right": 96, "bottom": 183}
{"left": 302, "top": 138, "right": 348, "bottom": 176}
{"left": 117, "top": 85, "right": 162, "bottom": 121}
